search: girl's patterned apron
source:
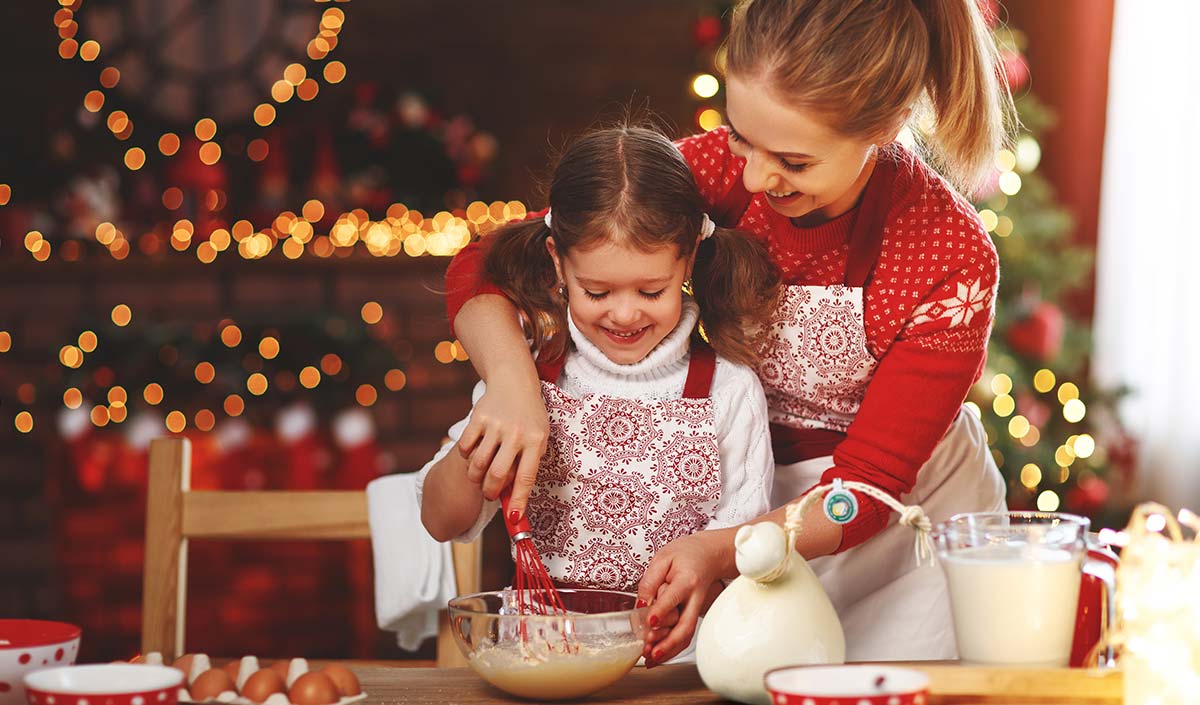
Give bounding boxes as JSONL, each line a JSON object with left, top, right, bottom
{"left": 526, "top": 341, "right": 724, "bottom": 593}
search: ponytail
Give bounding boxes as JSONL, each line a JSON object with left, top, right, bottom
{"left": 481, "top": 219, "right": 569, "bottom": 362}
{"left": 910, "top": 0, "right": 1017, "bottom": 195}
{"left": 691, "top": 227, "right": 781, "bottom": 367}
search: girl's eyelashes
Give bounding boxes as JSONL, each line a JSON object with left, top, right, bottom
{"left": 581, "top": 289, "right": 665, "bottom": 300}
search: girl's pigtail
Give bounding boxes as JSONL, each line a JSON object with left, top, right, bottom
{"left": 481, "top": 219, "right": 569, "bottom": 362}
{"left": 691, "top": 227, "right": 781, "bottom": 367}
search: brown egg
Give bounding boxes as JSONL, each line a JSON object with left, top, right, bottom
{"left": 220, "top": 659, "right": 241, "bottom": 681}
{"left": 240, "top": 668, "right": 287, "bottom": 703}
{"left": 172, "top": 654, "right": 197, "bottom": 683}
{"left": 319, "top": 665, "right": 361, "bottom": 696}
{"left": 268, "top": 659, "right": 291, "bottom": 681}
{"left": 190, "top": 668, "right": 237, "bottom": 701}
{"left": 288, "top": 672, "right": 339, "bottom": 705}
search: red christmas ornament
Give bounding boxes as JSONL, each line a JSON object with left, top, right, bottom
{"left": 1002, "top": 50, "right": 1030, "bottom": 91}
{"left": 1065, "top": 475, "right": 1110, "bottom": 515}
{"left": 692, "top": 16, "right": 724, "bottom": 47}
{"left": 977, "top": 0, "right": 1000, "bottom": 28}
{"left": 1006, "top": 301, "right": 1064, "bottom": 362}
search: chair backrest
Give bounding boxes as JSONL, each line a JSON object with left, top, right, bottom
{"left": 141, "top": 437, "right": 479, "bottom": 667}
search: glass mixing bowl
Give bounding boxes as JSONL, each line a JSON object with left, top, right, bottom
{"left": 448, "top": 589, "right": 649, "bottom": 700}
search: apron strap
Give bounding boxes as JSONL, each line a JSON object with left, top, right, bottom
{"left": 843, "top": 157, "right": 898, "bottom": 288}
{"left": 682, "top": 337, "right": 717, "bottom": 399}
{"left": 535, "top": 354, "right": 566, "bottom": 384}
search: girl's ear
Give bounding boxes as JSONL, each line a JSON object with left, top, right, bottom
{"left": 546, "top": 236, "right": 565, "bottom": 284}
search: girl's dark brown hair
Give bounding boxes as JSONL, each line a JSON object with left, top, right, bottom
{"left": 483, "top": 126, "right": 780, "bottom": 366}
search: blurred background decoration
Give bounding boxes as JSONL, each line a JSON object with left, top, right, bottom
{"left": 0, "top": 0, "right": 1130, "bottom": 661}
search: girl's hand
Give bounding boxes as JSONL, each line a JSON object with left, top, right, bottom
{"left": 636, "top": 528, "right": 738, "bottom": 666}
{"left": 457, "top": 370, "right": 549, "bottom": 519}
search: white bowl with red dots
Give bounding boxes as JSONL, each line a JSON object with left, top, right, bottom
{"left": 23, "top": 665, "right": 183, "bottom": 705}
{"left": 764, "top": 665, "right": 930, "bottom": 705}
{"left": 0, "top": 620, "right": 82, "bottom": 705}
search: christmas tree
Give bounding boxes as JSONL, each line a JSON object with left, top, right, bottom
{"left": 966, "top": 21, "right": 1135, "bottom": 527}
{"left": 685, "top": 4, "right": 1136, "bottom": 527}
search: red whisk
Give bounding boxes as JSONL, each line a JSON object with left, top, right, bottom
{"left": 499, "top": 487, "right": 577, "bottom": 653}
{"left": 500, "top": 486, "right": 568, "bottom": 616}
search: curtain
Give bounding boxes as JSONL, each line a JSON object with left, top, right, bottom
{"left": 1094, "top": 0, "right": 1200, "bottom": 510}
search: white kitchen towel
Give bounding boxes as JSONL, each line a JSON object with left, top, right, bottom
{"left": 367, "top": 472, "right": 457, "bottom": 650}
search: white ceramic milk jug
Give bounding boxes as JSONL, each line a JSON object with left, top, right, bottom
{"left": 695, "top": 521, "right": 845, "bottom": 705}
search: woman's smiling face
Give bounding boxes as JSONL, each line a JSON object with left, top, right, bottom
{"left": 725, "top": 74, "right": 881, "bottom": 223}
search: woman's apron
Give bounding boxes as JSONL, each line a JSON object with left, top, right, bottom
{"left": 750, "top": 158, "right": 1007, "bottom": 660}
{"left": 527, "top": 342, "right": 724, "bottom": 593}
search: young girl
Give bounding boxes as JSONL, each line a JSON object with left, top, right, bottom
{"left": 418, "top": 127, "right": 780, "bottom": 608}
{"left": 443, "top": 0, "right": 1013, "bottom": 665}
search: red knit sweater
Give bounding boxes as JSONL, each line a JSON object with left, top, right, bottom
{"left": 444, "top": 127, "right": 999, "bottom": 552}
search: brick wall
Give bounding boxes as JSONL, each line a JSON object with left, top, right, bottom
{"left": 0, "top": 255, "right": 518, "bottom": 661}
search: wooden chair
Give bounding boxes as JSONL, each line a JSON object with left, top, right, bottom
{"left": 141, "top": 437, "right": 479, "bottom": 667}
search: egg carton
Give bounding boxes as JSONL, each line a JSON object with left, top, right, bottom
{"left": 140, "top": 652, "right": 366, "bottom": 705}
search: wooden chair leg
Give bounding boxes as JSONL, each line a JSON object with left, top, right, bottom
{"left": 142, "top": 438, "right": 191, "bottom": 662}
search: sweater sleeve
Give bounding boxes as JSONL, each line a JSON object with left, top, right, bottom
{"left": 444, "top": 207, "right": 551, "bottom": 333}
{"left": 413, "top": 380, "right": 500, "bottom": 543}
{"left": 822, "top": 238, "right": 999, "bottom": 551}
{"left": 674, "top": 128, "right": 745, "bottom": 215}
{"left": 705, "top": 360, "right": 774, "bottom": 530}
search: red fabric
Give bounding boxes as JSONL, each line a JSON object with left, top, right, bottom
{"left": 444, "top": 128, "right": 998, "bottom": 554}
{"left": 681, "top": 339, "right": 717, "bottom": 399}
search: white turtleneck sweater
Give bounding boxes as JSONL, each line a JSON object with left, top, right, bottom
{"left": 416, "top": 300, "right": 774, "bottom": 543}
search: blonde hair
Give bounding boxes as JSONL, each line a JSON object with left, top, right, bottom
{"left": 726, "top": 0, "right": 1017, "bottom": 195}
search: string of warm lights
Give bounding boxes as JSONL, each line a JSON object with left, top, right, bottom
{"left": 14, "top": 199, "right": 528, "bottom": 263}
{"left": 5, "top": 299, "right": 472, "bottom": 436}
{"left": 56, "top": 0, "right": 350, "bottom": 173}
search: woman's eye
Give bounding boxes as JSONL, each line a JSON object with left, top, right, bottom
{"left": 781, "top": 160, "right": 811, "bottom": 173}
{"left": 583, "top": 290, "right": 608, "bottom": 300}
{"left": 640, "top": 289, "right": 666, "bottom": 300}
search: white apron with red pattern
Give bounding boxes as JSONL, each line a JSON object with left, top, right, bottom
{"left": 524, "top": 342, "right": 722, "bottom": 593}
{"left": 746, "top": 158, "right": 1006, "bottom": 660}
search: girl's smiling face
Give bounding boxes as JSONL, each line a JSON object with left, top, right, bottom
{"left": 725, "top": 74, "right": 883, "bottom": 224}
{"left": 548, "top": 237, "right": 689, "bottom": 365}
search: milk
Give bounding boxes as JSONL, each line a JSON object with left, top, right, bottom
{"left": 942, "top": 544, "right": 1082, "bottom": 667}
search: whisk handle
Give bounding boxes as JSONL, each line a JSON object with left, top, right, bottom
{"left": 499, "top": 485, "right": 533, "bottom": 539}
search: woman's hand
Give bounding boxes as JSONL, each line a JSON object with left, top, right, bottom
{"left": 453, "top": 294, "right": 550, "bottom": 519}
{"left": 636, "top": 527, "right": 739, "bottom": 666}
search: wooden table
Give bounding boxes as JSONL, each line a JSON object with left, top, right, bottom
{"left": 345, "top": 663, "right": 1124, "bottom": 705}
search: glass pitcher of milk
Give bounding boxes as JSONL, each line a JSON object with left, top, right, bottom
{"left": 934, "top": 512, "right": 1115, "bottom": 668}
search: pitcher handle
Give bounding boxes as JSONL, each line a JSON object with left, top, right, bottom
{"left": 1081, "top": 544, "right": 1118, "bottom": 669}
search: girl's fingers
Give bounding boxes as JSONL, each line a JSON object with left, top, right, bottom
{"left": 480, "top": 442, "right": 520, "bottom": 501}
{"left": 465, "top": 430, "right": 501, "bottom": 485}
{"left": 505, "top": 441, "right": 544, "bottom": 519}
{"left": 457, "top": 417, "right": 484, "bottom": 459}
{"left": 636, "top": 556, "right": 673, "bottom": 612}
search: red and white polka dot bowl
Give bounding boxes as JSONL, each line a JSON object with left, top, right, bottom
{"left": 0, "top": 620, "right": 82, "bottom": 705}
{"left": 23, "top": 665, "right": 183, "bottom": 705}
{"left": 764, "top": 665, "right": 930, "bottom": 705}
